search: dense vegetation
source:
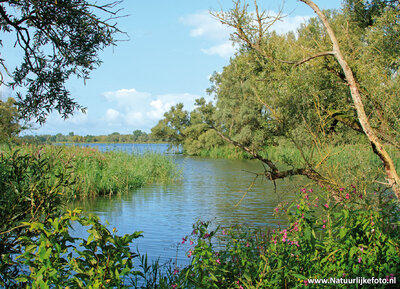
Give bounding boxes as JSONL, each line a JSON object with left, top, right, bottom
{"left": 152, "top": 0, "right": 400, "bottom": 194}
{"left": 0, "top": 0, "right": 399, "bottom": 288}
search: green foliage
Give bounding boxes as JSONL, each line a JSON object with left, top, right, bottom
{"left": 151, "top": 0, "right": 400, "bottom": 188}
{"left": 0, "top": 98, "right": 21, "bottom": 142}
{"left": 151, "top": 101, "right": 224, "bottom": 155}
{"left": 0, "top": 144, "right": 180, "bottom": 200}
{"left": 19, "top": 129, "right": 153, "bottom": 144}
{"left": 15, "top": 209, "right": 143, "bottom": 288}
{"left": 0, "top": 0, "right": 123, "bottom": 122}
{"left": 168, "top": 188, "right": 399, "bottom": 288}
{"left": 0, "top": 144, "right": 178, "bottom": 288}
{"left": 0, "top": 147, "right": 71, "bottom": 286}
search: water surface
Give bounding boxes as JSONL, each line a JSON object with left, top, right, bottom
{"left": 72, "top": 143, "right": 300, "bottom": 265}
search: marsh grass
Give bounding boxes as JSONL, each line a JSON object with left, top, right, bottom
{"left": 0, "top": 144, "right": 180, "bottom": 200}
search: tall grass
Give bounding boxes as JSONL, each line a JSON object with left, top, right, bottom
{"left": 263, "top": 143, "right": 400, "bottom": 189}
{"left": 0, "top": 144, "right": 180, "bottom": 199}
{"left": 195, "top": 142, "right": 400, "bottom": 189}
{"left": 197, "top": 145, "right": 252, "bottom": 159}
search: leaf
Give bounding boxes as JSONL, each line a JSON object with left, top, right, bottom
{"left": 292, "top": 273, "right": 307, "bottom": 280}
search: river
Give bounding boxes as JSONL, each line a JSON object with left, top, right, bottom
{"left": 72, "top": 143, "right": 300, "bottom": 266}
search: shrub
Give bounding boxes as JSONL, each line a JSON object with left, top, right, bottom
{"left": 170, "top": 187, "right": 399, "bottom": 288}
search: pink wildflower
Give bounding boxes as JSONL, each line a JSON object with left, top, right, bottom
{"left": 301, "top": 188, "right": 306, "bottom": 193}
{"left": 358, "top": 257, "right": 362, "bottom": 263}
{"left": 339, "top": 187, "right": 344, "bottom": 192}
{"left": 274, "top": 207, "right": 279, "bottom": 214}
{"left": 297, "top": 204, "right": 300, "bottom": 209}
{"left": 172, "top": 284, "right": 177, "bottom": 289}
{"left": 322, "top": 225, "right": 326, "bottom": 229}
{"left": 304, "top": 280, "right": 309, "bottom": 286}
{"left": 188, "top": 250, "right": 193, "bottom": 258}
{"left": 173, "top": 268, "right": 179, "bottom": 275}
{"left": 216, "top": 259, "right": 221, "bottom": 264}
{"left": 345, "top": 193, "right": 350, "bottom": 199}
{"left": 181, "top": 237, "right": 186, "bottom": 244}
{"left": 308, "top": 189, "right": 313, "bottom": 193}
{"left": 324, "top": 203, "right": 329, "bottom": 209}
{"left": 246, "top": 242, "right": 250, "bottom": 247}
{"left": 190, "top": 241, "right": 194, "bottom": 245}
{"left": 305, "top": 194, "right": 309, "bottom": 200}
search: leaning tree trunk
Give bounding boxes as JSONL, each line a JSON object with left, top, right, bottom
{"left": 300, "top": 0, "right": 400, "bottom": 200}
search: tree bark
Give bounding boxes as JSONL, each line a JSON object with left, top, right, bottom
{"left": 300, "top": 0, "right": 400, "bottom": 200}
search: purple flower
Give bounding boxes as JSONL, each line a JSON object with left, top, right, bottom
{"left": 339, "top": 187, "right": 345, "bottom": 191}
{"left": 181, "top": 237, "right": 186, "bottom": 244}
{"left": 305, "top": 195, "right": 309, "bottom": 200}
{"left": 358, "top": 257, "right": 362, "bottom": 263}
{"left": 172, "top": 284, "right": 177, "bottom": 289}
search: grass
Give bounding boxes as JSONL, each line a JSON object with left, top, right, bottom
{"left": 194, "top": 142, "right": 400, "bottom": 190}
{"left": 0, "top": 144, "right": 180, "bottom": 200}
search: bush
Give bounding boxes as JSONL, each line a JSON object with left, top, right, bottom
{"left": 169, "top": 187, "right": 399, "bottom": 288}
{"left": 0, "top": 148, "right": 149, "bottom": 288}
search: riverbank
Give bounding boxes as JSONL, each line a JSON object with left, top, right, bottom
{"left": 0, "top": 144, "right": 180, "bottom": 200}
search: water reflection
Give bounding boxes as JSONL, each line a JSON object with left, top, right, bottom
{"left": 72, "top": 144, "right": 302, "bottom": 265}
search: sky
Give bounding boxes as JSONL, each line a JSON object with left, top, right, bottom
{"left": 1, "top": 0, "right": 343, "bottom": 136}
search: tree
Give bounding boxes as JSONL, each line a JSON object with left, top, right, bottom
{"left": 0, "top": 0, "right": 124, "bottom": 123}
{"left": 0, "top": 97, "right": 20, "bottom": 142}
{"left": 151, "top": 100, "right": 224, "bottom": 154}
{"left": 209, "top": 0, "right": 400, "bottom": 199}
{"left": 300, "top": 0, "right": 400, "bottom": 203}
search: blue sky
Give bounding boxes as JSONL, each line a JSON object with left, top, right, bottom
{"left": 1, "top": 0, "right": 343, "bottom": 136}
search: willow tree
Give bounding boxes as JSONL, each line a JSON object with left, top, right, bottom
{"left": 0, "top": 0, "right": 124, "bottom": 123}
{"left": 211, "top": 0, "right": 400, "bottom": 199}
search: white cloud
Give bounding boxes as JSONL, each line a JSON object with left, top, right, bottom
{"left": 105, "top": 108, "right": 120, "bottom": 121}
{"left": 269, "top": 14, "right": 311, "bottom": 34}
{"left": 181, "top": 10, "right": 311, "bottom": 58}
{"left": 101, "top": 89, "right": 205, "bottom": 132}
{"left": 180, "top": 11, "right": 233, "bottom": 42}
{"left": 201, "top": 42, "right": 237, "bottom": 58}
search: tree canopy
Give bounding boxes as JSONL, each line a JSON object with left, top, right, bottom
{"left": 0, "top": 97, "right": 20, "bottom": 142}
{"left": 152, "top": 0, "right": 400, "bottom": 198}
{"left": 0, "top": 0, "right": 124, "bottom": 123}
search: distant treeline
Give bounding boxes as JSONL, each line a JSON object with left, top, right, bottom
{"left": 20, "top": 129, "right": 162, "bottom": 144}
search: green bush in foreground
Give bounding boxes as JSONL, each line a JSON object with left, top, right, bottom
{"left": 170, "top": 188, "right": 399, "bottom": 288}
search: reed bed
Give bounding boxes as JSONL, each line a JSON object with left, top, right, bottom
{"left": 0, "top": 144, "right": 180, "bottom": 200}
